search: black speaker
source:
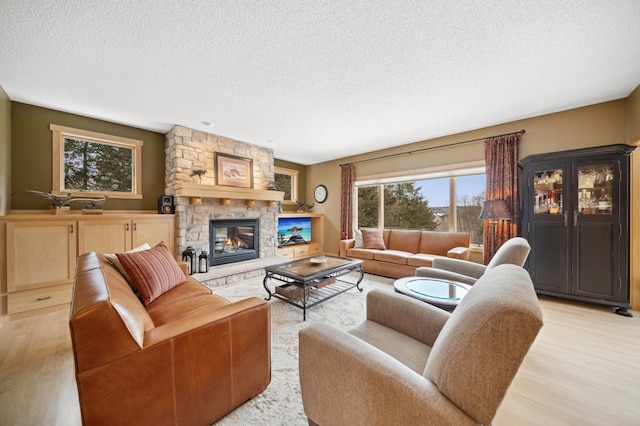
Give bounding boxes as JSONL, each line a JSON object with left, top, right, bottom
{"left": 158, "top": 195, "right": 174, "bottom": 214}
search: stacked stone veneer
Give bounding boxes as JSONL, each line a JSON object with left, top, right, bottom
{"left": 164, "top": 125, "right": 279, "bottom": 286}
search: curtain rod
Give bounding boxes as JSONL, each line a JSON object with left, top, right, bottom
{"left": 340, "top": 129, "right": 525, "bottom": 167}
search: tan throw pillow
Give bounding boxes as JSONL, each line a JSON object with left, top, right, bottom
{"left": 116, "top": 241, "right": 187, "bottom": 306}
{"left": 361, "top": 228, "right": 386, "bottom": 250}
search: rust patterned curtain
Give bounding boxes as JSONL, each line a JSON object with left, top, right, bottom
{"left": 483, "top": 133, "right": 522, "bottom": 264}
{"left": 340, "top": 163, "right": 355, "bottom": 240}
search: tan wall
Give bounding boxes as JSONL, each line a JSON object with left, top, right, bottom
{"left": 627, "top": 84, "right": 640, "bottom": 143}
{"left": 274, "top": 159, "right": 307, "bottom": 212}
{"left": 308, "top": 99, "right": 630, "bottom": 256}
{"left": 0, "top": 85, "right": 10, "bottom": 215}
{"left": 0, "top": 85, "right": 8, "bottom": 319}
{"left": 627, "top": 84, "right": 640, "bottom": 310}
{"left": 10, "top": 102, "right": 166, "bottom": 211}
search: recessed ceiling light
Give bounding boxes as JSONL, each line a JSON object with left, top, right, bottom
{"left": 201, "top": 121, "right": 214, "bottom": 127}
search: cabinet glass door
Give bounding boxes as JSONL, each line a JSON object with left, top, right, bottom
{"left": 532, "top": 168, "right": 563, "bottom": 215}
{"left": 576, "top": 165, "right": 613, "bottom": 215}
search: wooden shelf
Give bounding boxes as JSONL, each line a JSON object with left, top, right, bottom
{"left": 174, "top": 182, "right": 284, "bottom": 205}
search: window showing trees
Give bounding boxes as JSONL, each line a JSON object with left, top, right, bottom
{"left": 383, "top": 183, "right": 437, "bottom": 230}
{"left": 51, "top": 125, "right": 143, "bottom": 199}
{"left": 274, "top": 166, "right": 298, "bottom": 204}
{"left": 63, "top": 138, "right": 133, "bottom": 192}
{"left": 356, "top": 167, "right": 485, "bottom": 245}
{"left": 357, "top": 186, "right": 379, "bottom": 228}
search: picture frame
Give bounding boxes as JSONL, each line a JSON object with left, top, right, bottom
{"left": 215, "top": 152, "right": 254, "bottom": 188}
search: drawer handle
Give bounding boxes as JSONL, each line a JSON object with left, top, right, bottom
{"left": 36, "top": 296, "right": 51, "bottom": 301}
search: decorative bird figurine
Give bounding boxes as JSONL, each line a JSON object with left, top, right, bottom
{"left": 305, "top": 203, "right": 314, "bottom": 212}
{"left": 69, "top": 194, "right": 108, "bottom": 207}
{"left": 190, "top": 169, "right": 207, "bottom": 183}
{"left": 296, "top": 200, "right": 306, "bottom": 212}
{"left": 12, "top": 190, "right": 109, "bottom": 209}
{"left": 12, "top": 190, "right": 73, "bottom": 206}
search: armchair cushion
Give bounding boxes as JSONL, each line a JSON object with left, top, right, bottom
{"left": 116, "top": 241, "right": 187, "bottom": 305}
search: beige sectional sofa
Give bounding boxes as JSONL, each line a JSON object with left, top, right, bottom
{"left": 339, "top": 229, "right": 470, "bottom": 278}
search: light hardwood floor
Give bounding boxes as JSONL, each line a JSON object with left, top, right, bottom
{"left": 1, "top": 295, "right": 639, "bottom": 425}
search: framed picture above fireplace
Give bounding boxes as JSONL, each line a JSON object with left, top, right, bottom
{"left": 215, "top": 153, "right": 253, "bottom": 188}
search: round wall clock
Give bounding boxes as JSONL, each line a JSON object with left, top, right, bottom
{"left": 314, "top": 184, "right": 328, "bottom": 203}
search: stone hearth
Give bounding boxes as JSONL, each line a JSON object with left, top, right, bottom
{"left": 164, "top": 125, "right": 284, "bottom": 287}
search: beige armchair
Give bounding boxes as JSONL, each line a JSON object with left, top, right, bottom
{"left": 415, "top": 236, "right": 531, "bottom": 285}
{"left": 299, "top": 264, "right": 542, "bottom": 425}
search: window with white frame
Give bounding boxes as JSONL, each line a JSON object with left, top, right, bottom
{"left": 51, "top": 124, "right": 143, "bottom": 199}
{"left": 355, "top": 163, "right": 486, "bottom": 245}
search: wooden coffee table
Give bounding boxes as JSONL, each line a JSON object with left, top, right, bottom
{"left": 263, "top": 255, "right": 363, "bottom": 320}
{"left": 394, "top": 277, "right": 471, "bottom": 312}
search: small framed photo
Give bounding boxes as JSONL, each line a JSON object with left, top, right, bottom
{"left": 215, "top": 153, "right": 254, "bottom": 188}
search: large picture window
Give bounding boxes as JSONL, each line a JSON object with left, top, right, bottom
{"left": 355, "top": 163, "right": 486, "bottom": 245}
{"left": 51, "top": 125, "right": 143, "bottom": 199}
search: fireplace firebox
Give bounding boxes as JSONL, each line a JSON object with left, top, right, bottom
{"left": 209, "top": 219, "right": 259, "bottom": 266}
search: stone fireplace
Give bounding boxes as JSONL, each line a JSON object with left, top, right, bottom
{"left": 164, "top": 125, "right": 283, "bottom": 286}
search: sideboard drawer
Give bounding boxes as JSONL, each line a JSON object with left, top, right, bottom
{"left": 8, "top": 283, "right": 74, "bottom": 315}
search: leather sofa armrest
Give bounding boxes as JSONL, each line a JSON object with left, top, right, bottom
{"left": 365, "top": 290, "right": 450, "bottom": 347}
{"left": 299, "top": 323, "right": 474, "bottom": 425}
{"left": 339, "top": 239, "right": 355, "bottom": 257}
{"left": 447, "top": 246, "right": 470, "bottom": 261}
{"left": 144, "top": 297, "right": 268, "bottom": 345}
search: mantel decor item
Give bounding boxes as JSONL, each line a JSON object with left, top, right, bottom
{"left": 479, "top": 200, "right": 511, "bottom": 259}
{"left": 214, "top": 152, "right": 253, "bottom": 188}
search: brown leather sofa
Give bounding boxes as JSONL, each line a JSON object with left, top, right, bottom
{"left": 340, "top": 229, "right": 470, "bottom": 278}
{"left": 69, "top": 251, "right": 270, "bottom": 425}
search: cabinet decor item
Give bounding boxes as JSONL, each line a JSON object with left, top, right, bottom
{"left": 520, "top": 144, "right": 635, "bottom": 316}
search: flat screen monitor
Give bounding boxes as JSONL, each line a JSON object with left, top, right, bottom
{"left": 277, "top": 217, "right": 311, "bottom": 246}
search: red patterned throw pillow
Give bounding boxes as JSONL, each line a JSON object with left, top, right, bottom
{"left": 361, "top": 228, "right": 386, "bottom": 250}
{"left": 116, "top": 241, "right": 187, "bottom": 305}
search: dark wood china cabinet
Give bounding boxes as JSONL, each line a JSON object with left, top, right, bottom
{"left": 520, "top": 144, "right": 635, "bottom": 316}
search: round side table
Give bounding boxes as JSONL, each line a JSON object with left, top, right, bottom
{"left": 393, "top": 277, "right": 471, "bottom": 312}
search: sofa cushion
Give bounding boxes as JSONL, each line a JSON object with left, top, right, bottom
{"left": 361, "top": 228, "right": 386, "bottom": 249}
{"left": 346, "top": 248, "right": 377, "bottom": 260}
{"left": 116, "top": 242, "right": 187, "bottom": 306}
{"left": 387, "top": 229, "right": 422, "bottom": 253}
{"left": 407, "top": 253, "right": 438, "bottom": 268}
{"left": 420, "top": 231, "right": 470, "bottom": 256}
{"left": 147, "top": 292, "right": 230, "bottom": 326}
{"left": 373, "top": 250, "right": 412, "bottom": 265}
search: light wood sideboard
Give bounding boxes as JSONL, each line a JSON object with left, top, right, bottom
{"left": 1, "top": 213, "right": 175, "bottom": 319}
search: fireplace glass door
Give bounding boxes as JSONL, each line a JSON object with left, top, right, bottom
{"left": 210, "top": 219, "right": 259, "bottom": 266}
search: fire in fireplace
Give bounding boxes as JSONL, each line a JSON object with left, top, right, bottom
{"left": 209, "top": 219, "right": 259, "bottom": 266}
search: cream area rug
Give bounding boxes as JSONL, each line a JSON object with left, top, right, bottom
{"left": 213, "top": 272, "right": 395, "bottom": 425}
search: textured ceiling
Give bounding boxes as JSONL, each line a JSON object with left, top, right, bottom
{"left": 1, "top": 1, "right": 640, "bottom": 165}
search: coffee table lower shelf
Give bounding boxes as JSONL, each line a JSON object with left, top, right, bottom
{"left": 263, "top": 256, "right": 364, "bottom": 320}
{"left": 272, "top": 279, "right": 359, "bottom": 315}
